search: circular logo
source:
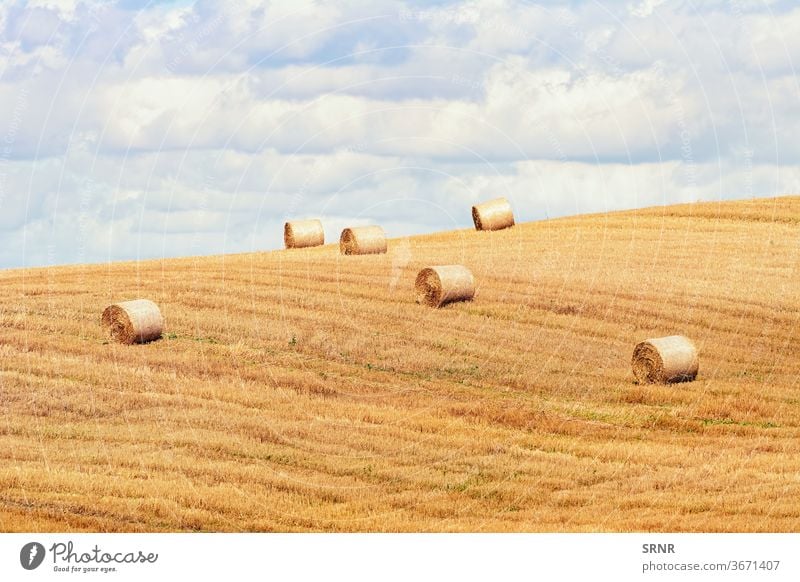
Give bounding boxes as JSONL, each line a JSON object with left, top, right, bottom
{"left": 20, "top": 542, "right": 46, "bottom": 570}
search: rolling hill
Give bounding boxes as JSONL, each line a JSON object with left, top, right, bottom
{"left": 1, "top": 196, "right": 799, "bottom": 532}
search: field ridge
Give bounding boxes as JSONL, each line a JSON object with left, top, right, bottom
{"left": 1, "top": 195, "right": 799, "bottom": 532}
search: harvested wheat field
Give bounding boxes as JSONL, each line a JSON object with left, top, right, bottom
{"left": 0, "top": 196, "right": 799, "bottom": 533}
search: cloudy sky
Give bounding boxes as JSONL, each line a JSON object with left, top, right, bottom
{"left": 0, "top": 0, "right": 798, "bottom": 268}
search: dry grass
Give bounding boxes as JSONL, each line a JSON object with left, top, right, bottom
{"left": 1, "top": 196, "right": 799, "bottom": 533}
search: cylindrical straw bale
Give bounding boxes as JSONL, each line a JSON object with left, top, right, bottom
{"left": 472, "top": 197, "right": 515, "bottom": 231}
{"left": 339, "top": 226, "right": 387, "bottom": 255}
{"left": 632, "top": 335, "right": 699, "bottom": 384}
{"left": 415, "top": 265, "right": 475, "bottom": 308}
{"left": 101, "top": 299, "right": 164, "bottom": 345}
{"left": 284, "top": 219, "right": 324, "bottom": 249}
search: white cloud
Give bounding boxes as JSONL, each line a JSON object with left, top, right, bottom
{"left": 628, "top": 0, "right": 668, "bottom": 19}
{"left": 0, "top": 0, "right": 798, "bottom": 268}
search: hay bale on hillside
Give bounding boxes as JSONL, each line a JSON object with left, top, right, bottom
{"left": 101, "top": 299, "right": 164, "bottom": 345}
{"left": 340, "top": 226, "right": 387, "bottom": 255}
{"left": 415, "top": 265, "right": 475, "bottom": 308}
{"left": 472, "top": 197, "right": 515, "bottom": 231}
{"left": 284, "top": 219, "right": 324, "bottom": 249}
{"left": 632, "top": 335, "right": 698, "bottom": 384}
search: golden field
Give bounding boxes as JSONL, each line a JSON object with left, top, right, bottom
{"left": 0, "top": 196, "right": 798, "bottom": 532}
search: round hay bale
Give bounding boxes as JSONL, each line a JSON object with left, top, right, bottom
{"left": 632, "top": 335, "right": 699, "bottom": 384}
{"left": 340, "top": 226, "right": 387, "bottom": 255}
{"left": 284, "top": 219, "right": 324, "bottom": 249}
{"left": 415, "top": 265, "right": 475, "bottom": 308}
{"left": 101, "top": 299, "right": 164, "bottom": 345}
{"left": 472, "top": 197, "right": 515, "bottom": 231}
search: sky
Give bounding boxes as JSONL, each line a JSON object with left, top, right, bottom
{"left": 0, "top": 0, "right": 798, "bottom": 268}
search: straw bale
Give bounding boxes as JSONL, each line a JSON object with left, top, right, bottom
{"left": 632, "top": 335, "right": 699, "bottom": 383}
{"left": 101, "top": 299, "right": 164, "bottom": 345}
{"left": 285, "top": 220, "right": 324, "bottom": 249}
{"left": 415, "top": 265, "right": 475, "bottom": 308}
{"left": 472, "top": 197, "right": 515, "bottom": 231}
{"left": 340, "top": 226, "right": 387, "bottom": 255}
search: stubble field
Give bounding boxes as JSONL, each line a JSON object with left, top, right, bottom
{"left": 1, "top": 196, "right": 799, "bottom": 532}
